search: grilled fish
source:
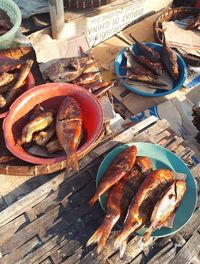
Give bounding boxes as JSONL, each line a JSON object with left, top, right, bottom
{"left": 0, "top": 46, "right": 31, "bottom": 59}
{"left": 88, "top": 145, "right": 137, "bottom": 207}
{"left": 114, "top": 169, "right": 174, "bottom": 257}
{"left": 143, "top": 180, "right": 187, "bottom": 242}
{"left": 0, "top": 58, "right": 24, "bottom": 74}
{"left": 120, "top": 66, "right": 158, "bottom": 79}
{"left": 87, "top": 156, "right": 152, "bottom": 254}
{"left": 162, "top": 35, "right": 179, "bottom": 81}
{"left": 129, "top": 34, "right": 161, "bottom": 62}
{"left": 0, "top": 72, "right": 14, "bottom": 87}
{"left": 93, "top": 81, "right": 115, "bottom": 97}
{"left": 18, "top": 112, "right": 54, "bottom": 145}
{"left": 0, "top": 94, "right": 6, "bottom": 108}
{"left": 56, "top": 96, "right": 83, "bottom": 176}
{"left": 33, "top": 122, "right": 56, "bottom": 146}
{"left": 128, "top": 48, "right": 162, "bottom": 76}
{"left": 74, "top": 71, "right": 101, "bottom": 85}
{"left": 5, "top": 59, "right": 33, "bottom": 106}
{"left": 119, "top": 74, "right": 167, "bottom": 87}
{"left": 186, "top": 15, "right": 200, "bottom": 30}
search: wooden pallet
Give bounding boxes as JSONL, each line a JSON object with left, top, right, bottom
{"left": 0, "top": 117, "right": 199, "bottom": 264}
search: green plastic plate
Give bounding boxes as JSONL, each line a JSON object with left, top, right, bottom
{"left": 96, "top": 142, "right": 197, "bottom": 237}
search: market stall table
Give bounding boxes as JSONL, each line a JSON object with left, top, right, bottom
{"left": 0, "top": 116, "right": 199, "bottom": 264}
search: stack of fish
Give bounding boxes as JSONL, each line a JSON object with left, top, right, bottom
{"left": 0, "top": 8, "right": 13, "bottom": 36}
{"left": 87, "top": 145, "right": 187, "bottom": 257}
{"left": 18, "top": 96, "right": 84, "bottom": 175}
{"left": 118, "top": 33, "right": 179, "bottom": 90}
{"left": 0, "top": 57, "right": 33, "bottom": 112}
{"left": 43, "top": 47, "right": 114, "bottom": 98}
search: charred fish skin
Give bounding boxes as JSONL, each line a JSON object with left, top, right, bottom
{"left": 129, "top": 34, "right": 161, "bottom": 62}
{"left": 114, "top": 169, "right": 174, "bottom": 257}
{"left": 88, "top": 145, "right": 137, "bottom": 208}
{"left": 127, "top": 48, "right": 163, "bottom": 76}
{"left": 143, "top": 180, "right": 187, "bottom": 242}
{"left": 121, "top": 74, "right": 167, "bottom": 87}
{"left": 56, "top": 96, "right": 83, "bottom": 176}
{"left": 0, "top": 58, "right": 24, "bottom": 74}
{"left": 87, "top": 156, "right": 153, "bottom": 254}
{"left": 162, "top": 35, "right": 179, "bottom": 81}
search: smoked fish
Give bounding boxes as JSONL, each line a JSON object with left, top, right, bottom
{"left": 87, "top": 156, "right": 152, "bottom": 254}
{"left": 129, "top": 34, "right": 161, "bottom": 62}
{"left": 143, "top": 180, "right": 187, "bottom": 242}
{"left": 162, "top": 35, "right": 179, "bottom": 81}
{"left": 88, "top": 145, "right": 137, "bottom": 207}
{"left": 114, "top": 169, "right": 174, "bottom": 257}
{"left": 0, "top": 57, "right": 24, "bottom": 74}
{"left": 56, "top": 96, "right": 83, "bottom": 176}
{"left": 120, "top": 74, "right": 168, "bottom": 87}
{"left": 18, "top": 112, "right": 54, "bottom": 145}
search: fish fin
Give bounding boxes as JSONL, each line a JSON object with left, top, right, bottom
{"left": 114, "top": 223, "right": 138, "bottom": 252}
{"left": 119, "top": 239, "right": 128, "bottom": 259}
{"left": 143, "top": 225, "right": 154, "bottom": 243}
{"left": 66, "top": 152, "right": 79, "bottom": 176}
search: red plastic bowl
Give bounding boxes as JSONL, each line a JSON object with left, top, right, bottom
{"left": 0, "top": 71, "right": 35, "bottom": 118}
{"left": 3, "top": 83, "right": 104, "bottom": 165}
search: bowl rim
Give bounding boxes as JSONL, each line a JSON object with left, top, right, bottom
{"left": 114, "top": 42, "right": 187, "bottom": 97}
{"left": 0, "top": 0, "right": 22, "bottom": 41}
{"left": 96, "top": 142, "right": 197, "bottom": 238}
{"left": 3, "top": 82, "right": 104, "bottom": 165}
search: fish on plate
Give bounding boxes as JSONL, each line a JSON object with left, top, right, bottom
{"left": 88, "top": 145, "right": 137, "bottom": 207}
{"left": 87, "top": 156, "right": 153, "bottom": 254}
{"left": 143, "top": 179, "right": 187, "bottom": 242}
{"left": 114, "top": 168, "right": 174, "bottom": 257}
{"left": 56, "top": 96, "right": 83, "bottom": 176}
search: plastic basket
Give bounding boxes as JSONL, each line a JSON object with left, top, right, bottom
{"left": 0, "top": 0, "right": 22, "bottom": 50}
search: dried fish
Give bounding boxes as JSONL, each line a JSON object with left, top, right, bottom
{"left": 88, "top": 146, "right": 137, "bottom": 207}
{"left": 33, "top": 122, "right": 56, "bottom": 146}
{"left": 18, "top": 112, "right": 54, "bottom": 145}
{"left": 127, "top": 48, "right": 162, "bottom": 76}
{"left": 143, "top": 180, "right": 187, "bottom": 242}
{"left": 0, "top": 72, "right": 14, "bottom": 87}
{"left": 56, "top": 96, "right": 83, "bottom": 176}
{"left": 0, "top": 58, "right": 24, "bottom": 74}
{"left": 0, "top": 46, "right": 31, "bottom": 59}
{"left": 87, "top": 156, "right": 152, "bottom": 254}
{"left": 0, "top": 94, "right": 6, "bottom": 108}
{"left": 129, "top": 34, "right": 161, "bottom": 62}
{"left": 45, "top": 138, "right": 63, "bottom": 153}
{"left": 162, "top": 35, "right": 179, "bottom": 81}
{"left": 120, "top": 66, "right": 158, "bottom": 79}
{"left": 74, "top": 71, "right": 101, "bottom": 85}
{"left": 186, "top": 15, "right": 200, "bottom": 30}
{"left": 114, "top": 169, "right": 174, "bottom": 257}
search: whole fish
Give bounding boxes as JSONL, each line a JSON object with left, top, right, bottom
{"left": 162, "top": 35, "right": 179, "bottom": 81}
{"left": 143, "top": 180, "right": 187, "bottom": 242}
{"left": 0, "top": 72, "right": 14, "bottom": 87}
{"left": 88, "top": 145, "right": 137, "bottom": 207}
{"left": 186, "top": 15, "right": 200, "bottom": 30}
{"left": 0, "top": 57, "right": 24, "bottom": 74}
{"left": 74, "top": 71, "right": 101, "bottom": 85}
{"left": 114, "top": 169, "right": 174, "bottom": 258}
{"left": 5, "top": 59, "right": 33, "bottom": 106}
{"left": 87, "top": 156, "right": 152, "bottom": 254}
{"left": 120, "top": 66, "right": 158, "bottom": 79}
{"left": 93, "top": 82, "right": 115, "bottom": 97}
{"left": 84, "top": 80, "right": 113, "bottom": 92}
{"left": 119, "top": 74, "right": 168, "bottom": 87}
{"left": 18, "top": 112, "right": 54, "bottom": 145}
{"left": 0, "top": 46, "right": 31, "bottom": 59}
{"left": 56, "top": 96, "right": 83, "bottom": 176}
{"left": 129, "top": 34, "right": 161, "bottom": 62}
{"left": 127, "top": 48, "right": 162, "bottom": 76}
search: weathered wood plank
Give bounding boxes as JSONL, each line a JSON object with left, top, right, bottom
{"left": 0, "top": 214, "right": 28, "bottom": 247}
{"left": 148, "top": 130, "right": 171, "bottom": 144}
{"left": 165, "top": 136, "right": 184, "bottom": 151}
{"left": 148, "top": 242, "right": 174, "bottom": 264}
{"left": 0, "top": 236, "right": 42, "bottom": 264}
{"left": 169, "top": 231, "right": 200, "bottom": 264}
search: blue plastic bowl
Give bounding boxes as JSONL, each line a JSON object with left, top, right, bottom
{"left": 96, "top": 142, "right": 197, "bottom": 238}
{"left": 114, "top": 43, "right": 187, "bottom": 97}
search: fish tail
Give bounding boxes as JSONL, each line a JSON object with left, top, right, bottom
{"left": 87, "top": 216, "right": 118, "bottom": 254}
{"left": 143, "top": 225, "right": 154, "bottom": 243}
{"left": 114, "top": 223, "right": 138, "bottom": 256}
{"left": 66, "top": 151, "right": 79, "bottom": 176}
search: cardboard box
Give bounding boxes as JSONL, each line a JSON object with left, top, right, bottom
{"left": 64, "top": 0, "right": 172, "bottom": 47}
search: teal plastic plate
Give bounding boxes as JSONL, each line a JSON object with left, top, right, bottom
{"left": 96, "top": 142, "right": 197, "bottom": 237}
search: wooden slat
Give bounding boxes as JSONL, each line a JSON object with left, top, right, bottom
{"left": 191, "top": 164, "right": 200, "bottom": 178}
{"left": 148, "top": 242, "right": 174, "bottom": 264}
{"left": 169, "top": 231, "right": 200, "bottom": 264}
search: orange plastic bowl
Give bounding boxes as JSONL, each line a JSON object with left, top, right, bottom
{"left": 3, "top": 83, "right": 104, "bottom": 165}
{"left": 0, "top": 71, "right": 35, "bottom": 118}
